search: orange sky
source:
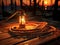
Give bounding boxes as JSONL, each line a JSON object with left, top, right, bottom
{"left": 16, "top": 0, "right": 20, "bottom": 6}
{"left": 38, "top": 0, "right": 55, "bottom": 6}
{"left": 58, "top": 1, "right": 60, "bottom": 6}
{"left": 0, "top": 0, "right": 60, "bottom": 6}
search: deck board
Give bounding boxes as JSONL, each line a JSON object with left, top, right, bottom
{"left": 0, "top": 38, "right": 27, "bottom": 45}
{"left": 0, "top": 33, "right": 11, "bottom": 40}
{"left": 0, "top": 21, "right": 60, "bottom": 45}
{"left": 17, "top": 30, "right": 60, "bottom": 45}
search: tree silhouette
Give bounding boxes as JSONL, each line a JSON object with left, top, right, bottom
{"left": 2, "top": 0, "right": 4, "bottom": 16}
{"left": 33, "top": 0, "right": 36, "bottom": 16}
{"left": 15, "top": 0, "right": 16, "bottom": 10}
{"left": 11, "top": 0, "right": 13, "bottom": 10}
{"left": 20, "top": 0, "right": 23, "bottom": 9}
{"left": 30, "top": 0, "right": 31, "bottom": 6}
{"left": 54, "top": 0, "right": 58, "bottom": 10}
{"left": 53, "top": 0, "right": 59, "bottom": 21}
{"left": 37, "top": 0, "right": 41, "bottom": 6}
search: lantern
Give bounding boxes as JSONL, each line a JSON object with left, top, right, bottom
{"left": 19, "top": 15, "right": 25, "bottom": 28}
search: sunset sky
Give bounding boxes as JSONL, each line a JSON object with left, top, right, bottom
{"left": 0, "top": 0, "right": 60, "bottom": 6}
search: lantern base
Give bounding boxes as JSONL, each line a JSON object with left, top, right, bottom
{"left": 8, "top": 25, "right": 56, "bottom": 38}
{"left": 19, "top": 24, "right": 25, "bottom": 28}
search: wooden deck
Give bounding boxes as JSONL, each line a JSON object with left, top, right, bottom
{"left": 0, "top": 29, "right": 60, "bottom": 45}
{"left": 0, "top": 21, "right": 60, "bottom": 45}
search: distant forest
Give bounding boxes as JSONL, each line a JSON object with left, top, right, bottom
{"left": 0, "top": 0, "right": 58, "bottom": 6}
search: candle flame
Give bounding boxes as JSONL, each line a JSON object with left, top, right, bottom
{"left": 19, "top": 16, "right": 25, "bottom": 25}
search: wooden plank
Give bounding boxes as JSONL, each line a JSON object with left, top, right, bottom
{"left": 0, "top": 38, "right": 27, "bottom": 45}
{"left": 0, "top": 33, "right": 11, "bottom": 40}
{"left": 0, "top": 31, "right": 27, "bottom": 45}
{"left": 13, "top": 38, "right": 37, "bottom": 45}
{"left": 17, "top": 30, "right": 60, "bottom": 45}
{"left": 0, "top": 31, "right": 3, "bottom": 34}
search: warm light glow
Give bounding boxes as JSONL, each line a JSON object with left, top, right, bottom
{"left": 23, "top": 0, "right": 30, "bottom": 6}
{"left": 25, "top": 22, "right": 48, "bottom": 30}
{"left": 19, "top": 15, "right": 25, "bottom": 25}
{"left": 3, "top": 0, "right": 11, "bottom": 6}
{"left": 24, "top": 43, "right": 29, "bottom": 45}
{"left": 25, "top": 23, "right": 38, "bottom": 30}
{"left": 58, "top": 1, "right": 60, "bottom": 6}
{"left": 1, "top": 0, "right": 56, "bottom": 6}
{"left": 19, "top": 15, "right": 38, "bottom": 30}
{"left": 25, "top": 25, "right": 36, "bottom": 30}
{"left": 44, "top": 0, "right": 48, "bottom": 6}
{"left": 39, "top": 0, "right": 55, "bottom": 6}
{"left": 16, "top": 0, "right": 20, "bottom": 6}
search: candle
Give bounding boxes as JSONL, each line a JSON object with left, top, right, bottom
{"left": 19, "top": 15, "right": 25, "bottom": 28}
